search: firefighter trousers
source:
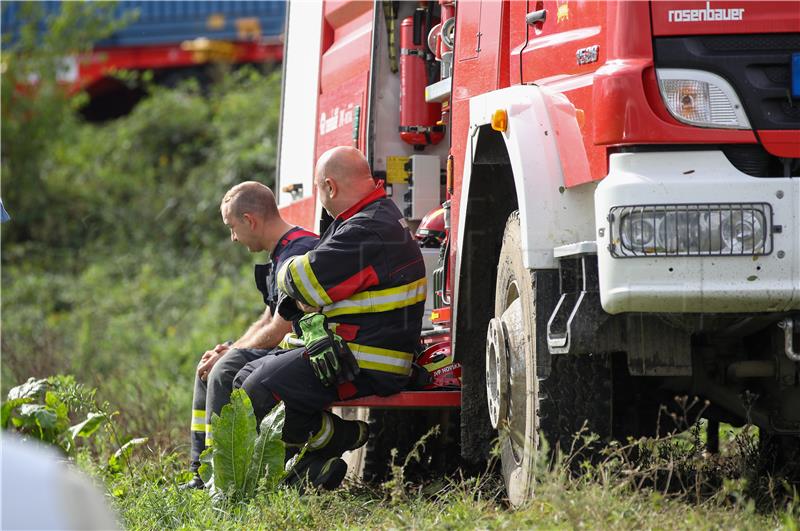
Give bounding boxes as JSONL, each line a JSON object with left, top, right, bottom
{"left": 190, "top": 347, "right": 274, "bottom": 471}
{"left": 232, "top": 348, "right": 377, "bottom": 446}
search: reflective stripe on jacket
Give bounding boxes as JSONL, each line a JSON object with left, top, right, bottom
{"left": 277, "top": 186, "right": 425, "bottom": 389}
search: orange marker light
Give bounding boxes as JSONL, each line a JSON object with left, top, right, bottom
{"left": 491, "top": 109, "right": 508, "bottom": 132}
{"left": 575, "top": 108, "right": 585, "bottom": 128}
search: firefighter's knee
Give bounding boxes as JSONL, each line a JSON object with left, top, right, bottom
{"left": 209, "top": 350, "right": 246, "bottom": 386}
{"left": 231, "top": 366, "right": 247, "bottom": 390}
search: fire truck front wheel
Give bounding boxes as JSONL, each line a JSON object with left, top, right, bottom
{"left": 491, "top": 211, "right": 613, "bottom": 506}
{"left": 491, "top": 211, "right": 548, "bottom": 506}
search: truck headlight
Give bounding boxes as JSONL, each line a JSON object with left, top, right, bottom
{"left": 657, "top": 69, "right": 751, "bottom": 129}
{"left": 610, "top": 204, "right": 772, "bottom": 257}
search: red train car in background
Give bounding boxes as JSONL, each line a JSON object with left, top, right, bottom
{"left": 1, "top": 1, "right": 285, "bottom": 119}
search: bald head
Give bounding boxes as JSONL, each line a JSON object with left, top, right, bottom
{"left": 314, "top": 147, "right": 377, "bottom": 217}
{"left": 315, "top": 147, "right": 373, "bottom": 185}
{"left": 221, "top": 181, "right": 279, "bottom": 222}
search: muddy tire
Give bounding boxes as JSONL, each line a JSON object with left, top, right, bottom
{"left": 492, "top": 211, "right": 612, "bottom": 506}
{"left": 539, "top": 355, "right": 612, "bottom": 459}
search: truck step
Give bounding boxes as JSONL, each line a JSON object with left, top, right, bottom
{"left": 331, "top": 390, "right": 461, "bottom": 409}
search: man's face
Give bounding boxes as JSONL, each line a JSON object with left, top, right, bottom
{"left": 221, "top": 203, "right": 260, "bottom": 252}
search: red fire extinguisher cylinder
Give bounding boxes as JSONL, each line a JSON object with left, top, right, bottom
{"left": 399, "top": 14, "right": 444, "bottom": 148}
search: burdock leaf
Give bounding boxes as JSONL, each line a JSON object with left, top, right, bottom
{"left": 7, "top": 378, "right": 48, "bottom": 401}
{"left": 245, "top": 403, "right": 286, "bottom": 494}
{"left": 69, "top": 412, "right": 107, "bottom": 440}
{"left": 1, "top": 398, "right": 33, "bottom": 428}
{"left": 19, "top": 404, "right": 57, "bottom": 431}
{"left": 108, "top": 437, "right": 148, "bottom": 474}
{"left": 211, "top": 389, "right": 257, "bottom": 499}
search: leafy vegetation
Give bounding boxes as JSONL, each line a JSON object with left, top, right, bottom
{"left": 1, "top": 374, "right": 148, "bottom": 479}
{"left": 198, "top": 390, "right": 288, "bottom": 502}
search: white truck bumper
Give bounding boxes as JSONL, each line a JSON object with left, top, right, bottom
{"left": 595, "top": 151, "right": 800, "bottom": 314}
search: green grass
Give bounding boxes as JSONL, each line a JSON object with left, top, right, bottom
{"left": 97, "top": 426, "right": 798, "bottom": 530}
{"left": 104, "top": 462, "right": 794, "bottom": 530}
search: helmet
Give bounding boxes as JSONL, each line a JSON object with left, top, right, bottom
{"left": 415, "top": 342, "right": 461, "bottom": 389}
{"left": 415, "top": 207, "right": 446, "bottom": 247}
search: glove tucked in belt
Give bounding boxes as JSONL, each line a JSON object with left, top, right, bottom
{"left": 298, "top": 313, "right": 360, "bottom": 387}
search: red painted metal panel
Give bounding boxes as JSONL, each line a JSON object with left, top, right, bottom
{"left": 315, "top": 1, "right": 373, "bottom": 158}
{"left": 457, "top": 1, "right": 481, "bottom": 62}
{"left": 758, "top": 131, "right": 800, "bottom": 158}
{"left": 319, "top": 7, "right": 373, "bottom": 93}
{"left": 651, "top": 1, "right": 800, "bottom": 36}
{"left": 331, "top": 390, "right": 461, "bottom": 409}
{"left": 316, "top": 71, "right": 369, "bottom": 158}
{"left": 278, "top": 196, "right": 317, "bottom": 231}
{"left": 453, "top": 0, "right": 505, "bottom": 100}
{"left": 509, "top": 1, "right": 528, "bottom": 86}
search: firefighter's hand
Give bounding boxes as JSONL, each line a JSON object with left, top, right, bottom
{"left": 296, "top": 300, "right": 321, "bottom": 313}
{"left": 197, "top": 343, "right": 230, "bottom": 380}
{"left": 308, "top": 347, "right": 340, "bottom": 387}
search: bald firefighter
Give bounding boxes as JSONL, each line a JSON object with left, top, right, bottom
{"left": 233, "top": 147, "right": 426, "bottom": 490}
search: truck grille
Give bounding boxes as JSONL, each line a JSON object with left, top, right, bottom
{"left": 654, "top": 34, "right": 800, "bottom": 131}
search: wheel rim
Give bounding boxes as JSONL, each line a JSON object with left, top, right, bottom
{"left": 485, "top": 318, "right": 509, "bottom": 430}
{"left": 499, "top": 282, "right": 527, "bottom": 465}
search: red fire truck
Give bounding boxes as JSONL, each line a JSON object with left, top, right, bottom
{"left": 275, "top": 0, "right": 800, "bottom": 503}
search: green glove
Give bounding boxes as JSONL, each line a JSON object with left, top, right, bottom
{"left": 298, "top": 313, "right": 355, "bottom": 387}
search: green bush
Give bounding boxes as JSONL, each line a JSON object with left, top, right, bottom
{"left": 2, "top": 20, "right": 284, "bottom": 452}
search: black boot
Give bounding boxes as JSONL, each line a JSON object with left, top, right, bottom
{"left": 318, "top": 413, "right": 369, "bottom": 459}
{"left": 179, "top": 473, "right": 205, "bottom": 490}
{"left": 283, "top": 454, "right": 347, "bottom": 492}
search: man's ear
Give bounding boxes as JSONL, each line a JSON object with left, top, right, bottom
{"left": 242, "top": 212, "right": 257, "bottom": 230}
{"left": 326, "top": 178, "right": 337, "bottom": 199}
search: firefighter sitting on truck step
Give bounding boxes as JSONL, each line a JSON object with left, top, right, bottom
{"left": 182, "top": 182, "right": 318, "bottom": 490}
{"left": 233, "top": 146, "right": 427, "bottom": 490}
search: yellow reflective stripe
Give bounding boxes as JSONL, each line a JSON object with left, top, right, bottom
{"left": 347, "top": 343, "right": 413, "bottom": 376}
{"left": 300, "top": 255, "right": 332, "bottom": 306}
{"left": 323, "top": 278, "right": 427, "bottom": 317}
{"left": 277, "top": 260, "right": 290, "bottom": 294}
{"left": 192, "top": 409, "right": 206, "bottom": 431}
{"left": 308, "top": 412, "right": 333, "bottom": 450}
{"left": 288, "top": 255, "right": 330, "bottom": 307}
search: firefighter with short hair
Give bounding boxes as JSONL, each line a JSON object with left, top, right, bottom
{"left": 233, "top": 146, "right": 426, "bottom": 489}
{"left": 182, "top": 181, "right": 318, "bottom": 490}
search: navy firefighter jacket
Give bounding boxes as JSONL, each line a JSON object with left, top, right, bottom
{"left": 277, "top": 185, "right": 426, "bottom": 394}
{"left": 255, "top": 226, "right": 319, "bottom": 314}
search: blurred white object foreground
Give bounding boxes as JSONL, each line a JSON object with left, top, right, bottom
{"left": 1, "top": 434, "right": 119, "bottom": 530}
